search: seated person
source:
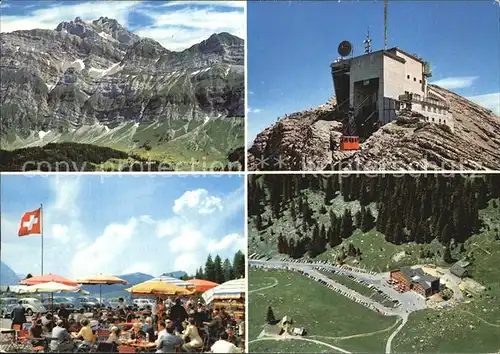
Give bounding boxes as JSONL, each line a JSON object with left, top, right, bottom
{"left": 50, "top": 320, "right": 73, "bottom": 352}
{"left": 74, "top": 308, "right": 86, "bottom": 324}
{"left": 71, "top": 318, "right": 95, "bottom": 344}
{"left": 57, "top": 306, "right": 70, "bottom": 321}
{"left": 29, "top": 319, "right": 45, "bottom": 347}
{"left": 41, "top": 313, "right": 55, "bottom": 334}
{"left": 142, "top": 317, "right": 156, "bottom": 342}
{"left": 68, "top": 318, "right": 80, "bottom": 333}
{"left": 207, "top": 311, "right": 223, "bottom": 340}
{"left": 129, "top": 322, "right": 146, "bottom": 340}
{"left": 181, "top": 318, "right": 203, "bottom": 352}
{"left": 125, "top": 309, "right": 135, "bottom": 323}
{"left": 155, "top": 325, "right": 183, "bottom": 353}
{"left": 210, "top": 332, "right": 241, "bottom": 353}
{"left": 107, "top": 326, "right": 122, "bottom": 345}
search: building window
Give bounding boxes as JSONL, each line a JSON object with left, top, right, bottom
{"left": 443, "top": 120, "right": 447, "bottom": 125}
{"left": 432, "top": 118, "right": 435, "bottom": 122}
{"left": 439, "top": 119, "right": 441, "bottom": 124}
{"left": 407, "top": 74, "right": 410, "bottom": 79}
{"left": 433, "top": 107, "right": 436, "bottom": 113}
{"left": 419, "top": 79, "right": 422, "bottom": 83}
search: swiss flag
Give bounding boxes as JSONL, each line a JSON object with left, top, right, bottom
{"left": 18, "top": 208, "right": 42, "bottom": 237}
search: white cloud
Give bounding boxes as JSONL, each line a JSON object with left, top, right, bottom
{"left": 173, "top": 189, "right": 223, "bottom": 215}
{"left": 169, "top": 226, "right": 203, "bottom": 252}
{"left": 198, "top": 196, "right": 223, "bottom": 215}
{"left": 70, "top": 218, "right": 139, "bottom": 278}
{"left": 122, "top": 263, "right": 154, "bottom": 275}
{"left": 467, "top": 92, "right": 500, "bottom": 115}
{"left": 156, "top": 217, "right": 184, "bottom": 238}
{"left": 248, "top": 91, "right": 254, "bottom": 95}
{"left": 247, "top": 107, "right": 262, "bottom": 114}
{"left": 51, "top": 224, "right": 69, "bottom": 243}
{"left": 208, "top": 233, "right": 244, "bottom": 252}
{"left": 173, "top": 253, "right": 200, "bottom": 275}
{"left": 139, "top": 215, "right": 155, "bottom": 225}
{"left": 0, "top": 1, "right": 140, "bottom": 33}
{"left": 135, "top": 6, "right": 244, "bottom": 50}
{"left": 431, "top": 76, "right": 479, "bottom": 89}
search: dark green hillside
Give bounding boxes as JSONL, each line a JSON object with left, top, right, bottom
{"left": 0, "top": 142, "right": 171, "bottom": 171}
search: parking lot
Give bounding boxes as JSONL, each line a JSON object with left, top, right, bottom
{"left": 249, "top": 257, "right": 427, "bottom": 316}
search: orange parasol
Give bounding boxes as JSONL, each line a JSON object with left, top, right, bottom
{"left": 20, "top": 273, "right": 78, "bottom": 286}
{"left": 189, "top": 279, "right": 219, "bottom": 293}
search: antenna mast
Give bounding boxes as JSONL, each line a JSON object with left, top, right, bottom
{"left": 384, "top": 0, "right": 388, "bottom": 50}
{"left": 364, "top": 28, "right": 372, "bottom": 54}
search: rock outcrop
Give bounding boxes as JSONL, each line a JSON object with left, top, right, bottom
{"left": 248, "top": 86, "right": 500, "bottom": 171}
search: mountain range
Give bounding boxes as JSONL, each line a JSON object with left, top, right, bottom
{"left": 0, "top": 17, "right": 245, "bottom": 170}
{"left": 0, "top": 262, "right": 20, "bottom": 286}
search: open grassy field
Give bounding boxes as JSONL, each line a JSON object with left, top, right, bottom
{"left": 392, "top": 199, "right": 500, "bottom": 353}
{"left": 248, "top": 268, "right": 397, "bottom": 353}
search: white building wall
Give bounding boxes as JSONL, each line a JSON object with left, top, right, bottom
{"left": 383, "top": 55, "right": 406, "bottom": 100}
{"left": 393, "top": 50, "right": 426, "bottom": 97}
{"left": 412, "top": 103, "right": 455, "bottom": 132}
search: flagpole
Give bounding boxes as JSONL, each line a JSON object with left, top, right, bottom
{"left": 41, "top": 203, "right": 44, "bottom": 276}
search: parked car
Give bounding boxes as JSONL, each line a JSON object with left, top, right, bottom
{"left": 20, "top": 298, "right": 47, "bottom": 316}
{"left": 71, "top": 297, "right": 99, "bottom": 311}
{"left": 107, "top": 298, "right": 137, "bottom": 310}
{"left": 132, "top": 298, "right": 152, "bottom": 310}
{"left": 99, "top": 298, "right": 111, "bottom": 308}
{"left": 0, "top": 298, "right": 19, "bottom": 318}
{"left": 42, "top": 297, "right": 74, "bottom": 312}
{"left": 85, "top": 297, "right": 101, "bottom": 308}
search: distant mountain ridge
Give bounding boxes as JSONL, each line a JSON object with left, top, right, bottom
{"left": 81, "top": 272, "right": 154, "bottom": 295}
{"left": 0, "top": 262, "right": 20, "bottom": 285}
{"left": 162, "top": 271, "right": 188, "bottom": 279}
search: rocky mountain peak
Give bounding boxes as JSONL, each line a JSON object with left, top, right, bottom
{"left": 92, "top": 17, "right": 124, "bottom": 32}
{"left": 55, "top": 17, "right": 93, "bottom": 37}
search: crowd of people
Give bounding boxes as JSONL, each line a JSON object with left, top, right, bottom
{"left": 8, "top": 296, "right": 244, "bottom": 353}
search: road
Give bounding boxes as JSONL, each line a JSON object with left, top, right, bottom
{"left": 249, "top": 258, "right": 424, "bottom": 354}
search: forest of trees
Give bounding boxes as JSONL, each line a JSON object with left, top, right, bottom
{"left": 193, "top": 251, "right": 245, "bottom": 284}
{"left": 249, "top": 174, "right": 500, "bottom": 260}
{"left": 0, "top": 142, "right": 171, "bottom": 171}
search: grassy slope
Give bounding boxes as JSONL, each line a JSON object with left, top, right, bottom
{"left": 249, "top": 184, "right": 500, "bottom": 353}
{"left": 2, "top": 117, "right": 244, "bottom": 170}
{"left": 392, "top": 199, "right": 500, "bottom": 353}
{"left": 248, "top": 268, "right": 396, "bottom": 353}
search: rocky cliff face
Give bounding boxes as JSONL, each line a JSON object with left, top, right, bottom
{"left": 248, "top": 86, "right": 500, "bottom": 171}
{"left": 0, "top": 17, "right": 244, "bottom": 163}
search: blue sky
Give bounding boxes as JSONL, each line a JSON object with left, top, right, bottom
{"left": 1, "top": 174, "right": 245, "bottom": 279}
{"left": 0, "top": 1, "right": 245, "bottom": 50}
{"left": 247, "top": 1, "right": 500, "bottom": 143}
